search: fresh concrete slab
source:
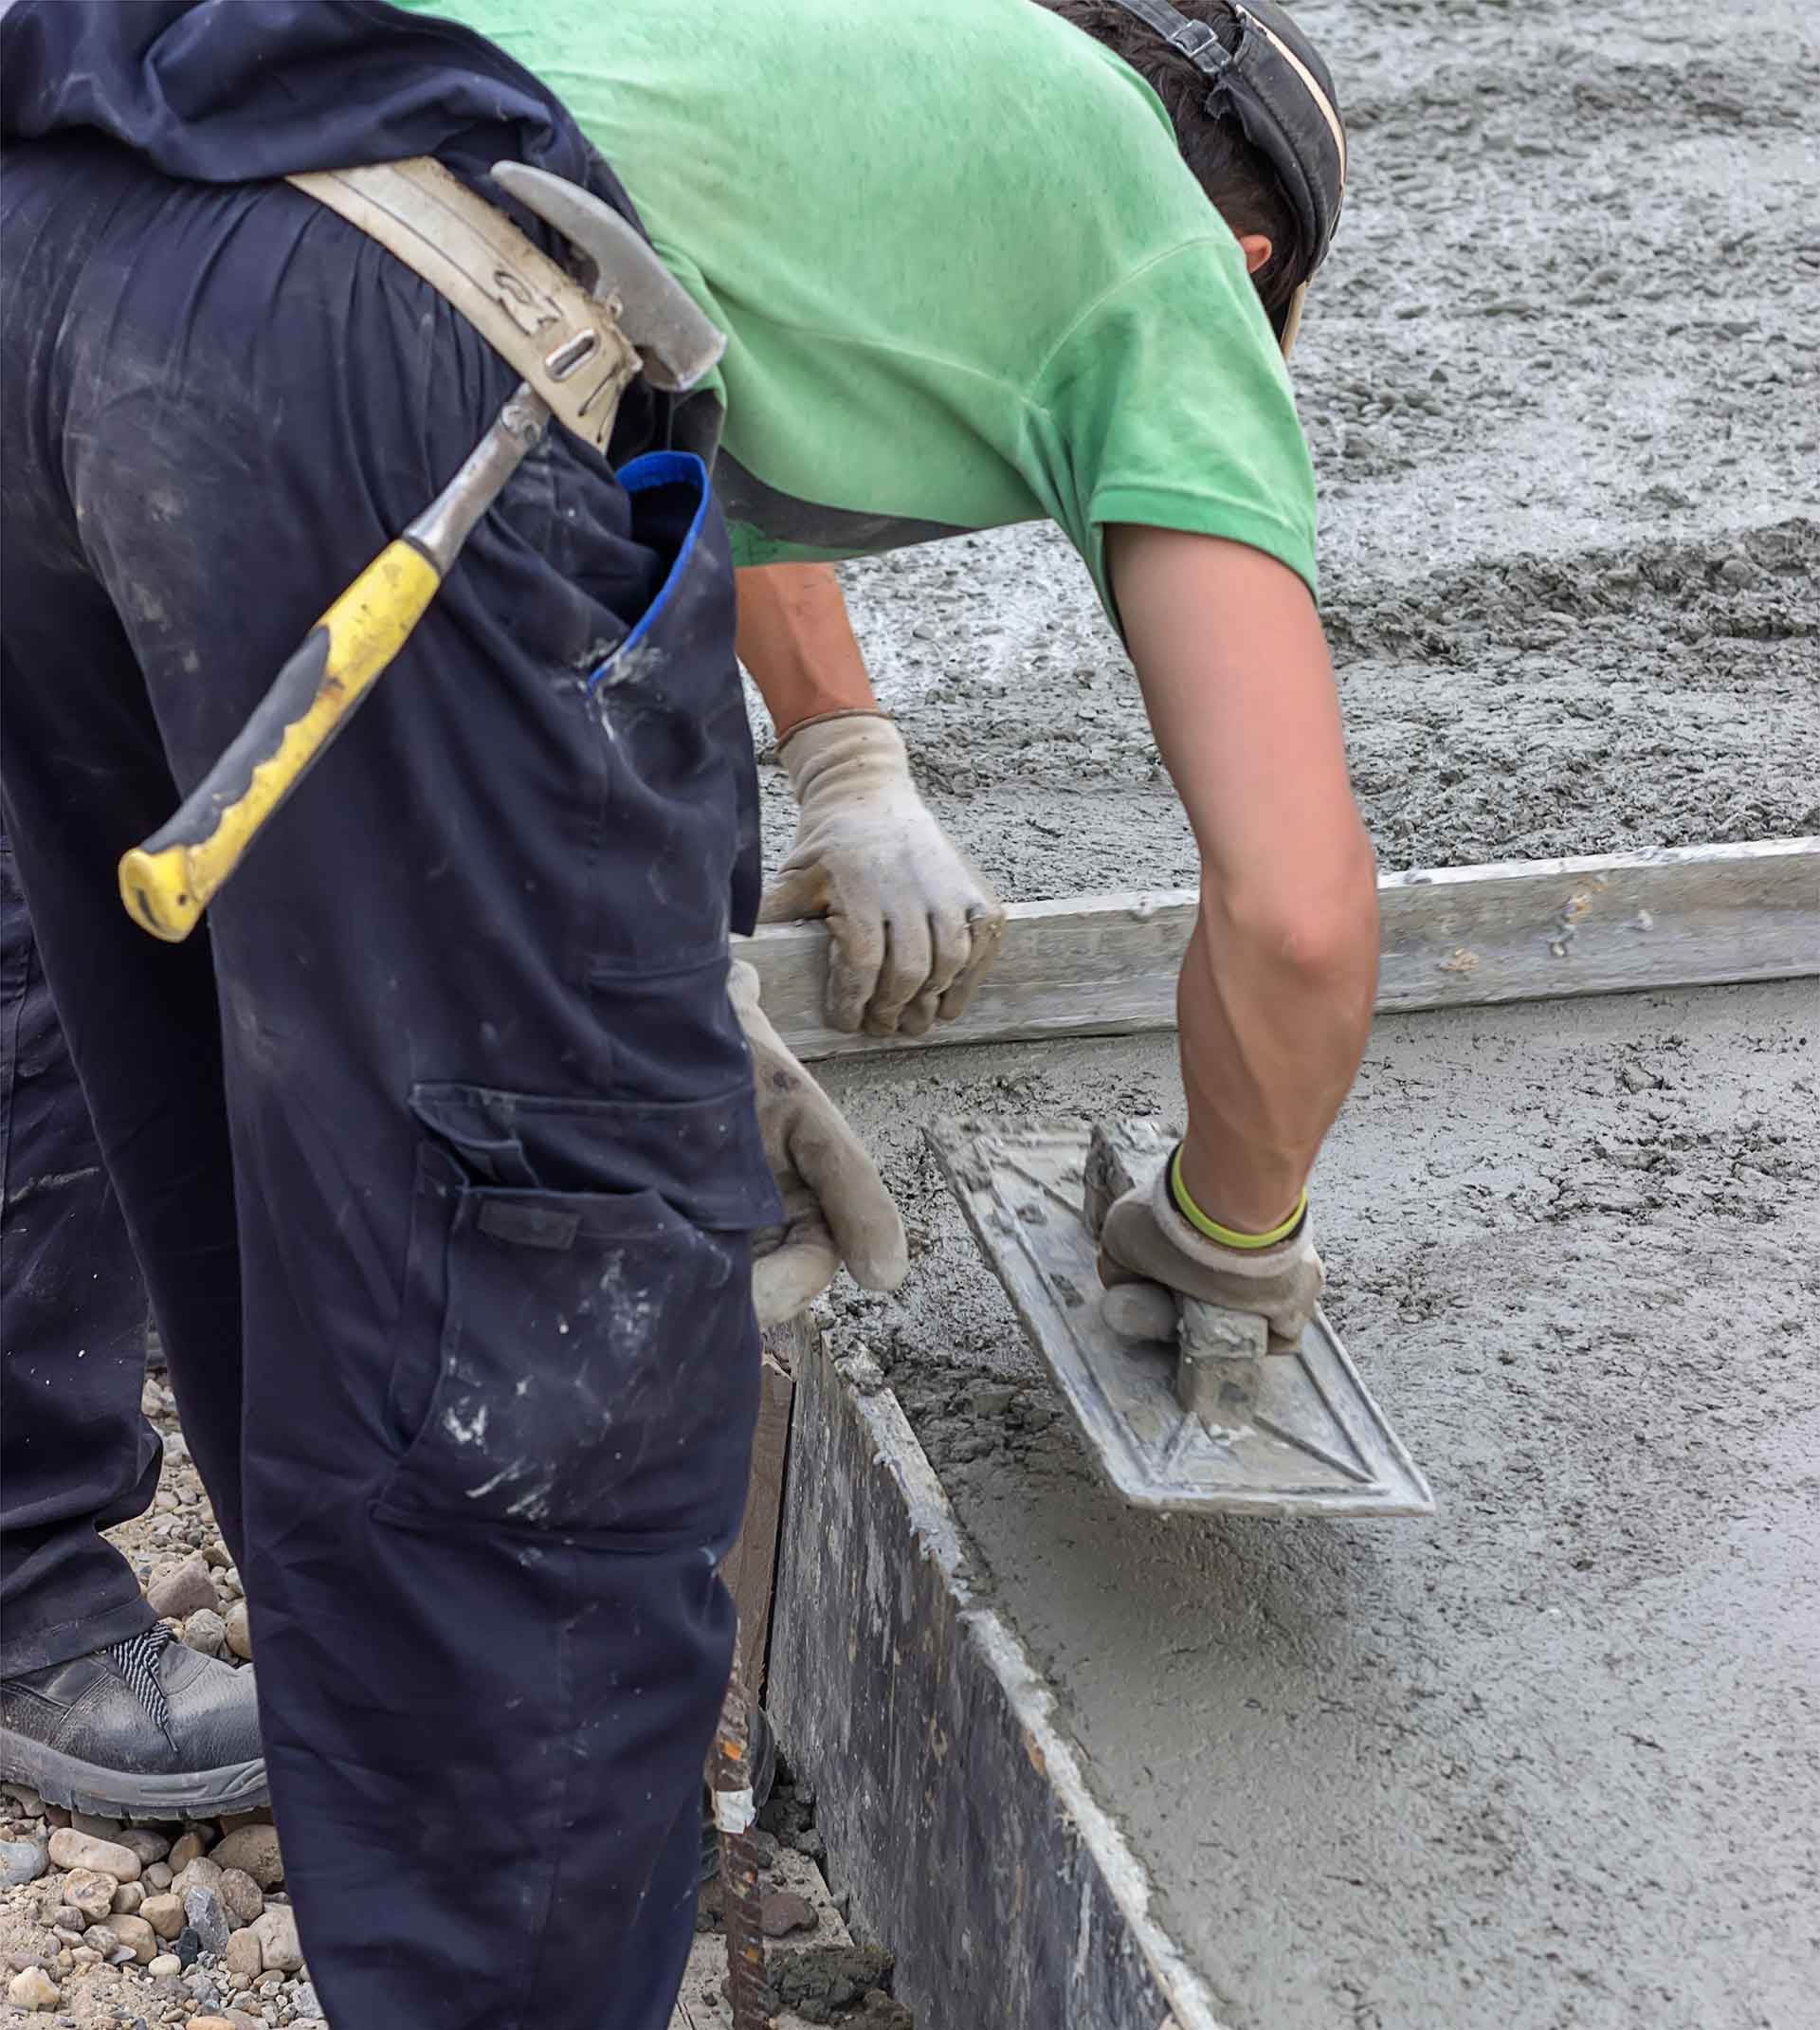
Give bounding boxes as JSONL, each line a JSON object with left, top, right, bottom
{"left": 815, "top": 981, "right": 1819, "bottom": 2030}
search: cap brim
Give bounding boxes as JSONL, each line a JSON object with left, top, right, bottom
{"left": 1274, "top": 282, "right": 1308, "bottom": 359}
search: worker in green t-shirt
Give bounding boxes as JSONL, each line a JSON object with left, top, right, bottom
{"left": 407, "top": 6, "right": 1357, "bottom": 950}
{"left": 410, "top": 0, "right": 1374, "bottom": 1362}
{"left": 391, "top": 0, "right": 1367, "bottom": 1399}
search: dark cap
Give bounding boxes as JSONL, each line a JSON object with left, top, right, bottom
{"left": 1100, "top": 0, "right": 1347, "bottom": 354}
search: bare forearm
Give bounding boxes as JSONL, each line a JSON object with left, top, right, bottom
{"left": 1176, "top": 887, "right": 1375, "bottom": 1233}
{"left": 1110, "top": 525, "right": 1377, "bottom": 1232}
{"left": 737, "top": 562, "right": 879, "bottom": 738}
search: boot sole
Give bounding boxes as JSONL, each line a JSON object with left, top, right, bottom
{"left": 0, "top": 1729, "right": 267, "bottom": 1820}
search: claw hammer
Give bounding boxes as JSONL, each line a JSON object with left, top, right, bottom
{"left": 118, "top": 163, "right": 724, "bottom": 942}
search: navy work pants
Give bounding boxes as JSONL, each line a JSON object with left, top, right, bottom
{"left": 0, "top": 841, "right": 160, "bottom": 1673}
{"left": 0, "top": 135, "right": 775, "bottom": 2027}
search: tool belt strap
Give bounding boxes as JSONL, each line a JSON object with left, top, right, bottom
{"left": 287, "top": 157, "right": 639, "bottom": 453}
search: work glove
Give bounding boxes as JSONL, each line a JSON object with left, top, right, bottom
{"left": 758, "top": 712, "right": 1008, "bottom": 1037}
{"left": 1098, "top": 1152, "right": 1324, "bottom": 1353}
{"left": 730, "top": 959, "right": 909, "bottom": 1328}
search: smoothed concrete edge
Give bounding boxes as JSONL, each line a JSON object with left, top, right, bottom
{"left": 770, "top": 1326, "right": 1230, "bottom": 2030}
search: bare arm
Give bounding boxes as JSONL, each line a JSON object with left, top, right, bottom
{"left": 1109, "top": 525, "right": 1378, "bottom": 1233}
{"left": 736, "top": 562, "right": 878, "bottom": 736}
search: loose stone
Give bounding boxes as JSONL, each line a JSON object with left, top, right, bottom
{"left": 61, "top": 1866, "right": 120, "bottom": 1920}
{"left": 223, "top": 1601, "right": 254, "bottom": 1660}
{"left": 223, "top": 1929, "right": 264, "bottom": 1978}
{"left": 69, "top": 1810, "right": 123, "bottom": 1838}
{"left": 184, "top": 1883, "right": 232, "bottom": 1957}
{"left": 113, "top": 1878, "right": 146, "bottom": 1913}
{"left": 46, "top": 1827, "right": 143, "bottom": 1879}
{"left": 147, "top": 1554, "right": 217, "bottom": 1620}
{"left": 149, "top": 1952, "right": 183, "bottom": 1976}
{"left": 0, "top": 1837, "right": 48, "bottom": 1887}
{"left": 141, "top": 1892, "right": 187, "bottom": 1939}
{"left": 183, "top": 1609, "right": 228, "bottom": 1657}
{"left": 111, "top": 1911, "right": 160, "bottom": 1964}
{"left": 218, "top": 1867, "right": 264, "bottom": 1925}
{"left": 167, "top": 1832, "right": 209, "bottom": 1871}
{"left": 209, "top": 1825, "right": 282, "bottom": 1891}
{"left": 144, "top": 1860, "right": 175, "bottom": 1890}
{"left": 117, "top": 1827, "right": 173, "bottom": 1866}
{"left": 171, "top": 1856, "right": 225, "bottom": 1899}
{"left": 757, "top": 1888, "right": 818, "bottom": 1937}
{"left": 8, "top": 1965, "right": 61, "bottom": 2010}
{"left": 248, "top": 1904, "right": 301, "bottom": 1973}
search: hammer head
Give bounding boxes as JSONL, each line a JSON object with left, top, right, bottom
{"left": 491, "top": 161, "right": 726, "bottom": 393}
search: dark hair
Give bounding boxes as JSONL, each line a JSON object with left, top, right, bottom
{"left": 1039, "top": 0, "right": 1302, "bottom": 314}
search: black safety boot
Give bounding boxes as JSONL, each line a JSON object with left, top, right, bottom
{"left": 0, "top": 1626, "right": 266, "bottom": 1820}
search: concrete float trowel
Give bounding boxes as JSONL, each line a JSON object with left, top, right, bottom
{"left": 929, "top": 1117, "right": 1435, "bottom": 1518}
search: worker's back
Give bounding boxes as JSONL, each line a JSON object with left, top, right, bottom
{"left": 407, "top": 0, "right": 1317, "bottom": 604}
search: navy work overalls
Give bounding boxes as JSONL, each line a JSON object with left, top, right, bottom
{"left": 0, "top": 4, "right": 777, "bottom": 2021}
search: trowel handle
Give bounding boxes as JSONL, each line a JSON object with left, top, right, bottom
{"left": 1176, "top": 1299, "right": 1267, "bottom": 1424}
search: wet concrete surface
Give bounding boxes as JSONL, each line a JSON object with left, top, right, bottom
{"left": 817, "top": 982, "right": 1818, "bottom": 2029}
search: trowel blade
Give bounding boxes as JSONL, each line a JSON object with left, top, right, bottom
{"left": 927, "top": 1116, "right": 1436, "bottom": 1519}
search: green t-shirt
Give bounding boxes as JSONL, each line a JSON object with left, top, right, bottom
{"left": 397, "top": 0, "right": 1318, "bottom": 611}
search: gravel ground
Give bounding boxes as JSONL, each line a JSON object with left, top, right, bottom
{"left": 2, "top": 1391, "right": 907, "bottom": 2030}
{"left": 0, "top": 1378, "right": 324, "bottom": 2029}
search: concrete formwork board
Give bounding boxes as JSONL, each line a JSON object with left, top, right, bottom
{"left": 744, "top": 841, "right": 1820, "bottom": 1064}
{"left": 770, "top": 1321, "right": 1228, "bottom": 2030}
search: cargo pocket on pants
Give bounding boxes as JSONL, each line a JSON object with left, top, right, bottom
{"left": 375, "top": 1089, "right": 763, "bottom": 1541}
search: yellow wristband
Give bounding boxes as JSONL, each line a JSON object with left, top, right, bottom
{"left": 1169, "top": 1146, "right": 1307, "bottom": 1252}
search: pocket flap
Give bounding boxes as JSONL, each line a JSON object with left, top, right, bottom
{"left": 408, "top": 1079, "right": 779, "bottom": 1232}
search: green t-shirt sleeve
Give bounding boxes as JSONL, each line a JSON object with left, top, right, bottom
{"left": 1024, "top": 238, "right": 1320, "bottom": 622}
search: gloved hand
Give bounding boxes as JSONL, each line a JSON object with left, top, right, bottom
{"left": 730, "top": 960, "right": 909, "bottom": 1327}
{"left": 757, "top": 712, "right": 1007, "bottom": 1037}
{"left": 1098, "top": 1153, "right": 1324, "bottom": 1353}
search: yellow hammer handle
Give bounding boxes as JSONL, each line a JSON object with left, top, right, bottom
{"left": 119, "top": 539, "right": 442, "bottom": 942}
